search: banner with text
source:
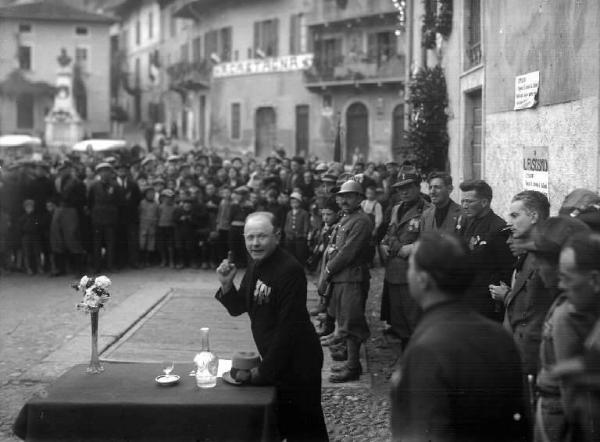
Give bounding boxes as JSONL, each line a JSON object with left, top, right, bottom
{"left": 213, "top": 54, "right": 314, "bottom": 78}
{"left": 522, "top": 146, "right": 549, "bottom": 197}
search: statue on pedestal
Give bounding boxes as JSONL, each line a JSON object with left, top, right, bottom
{"left": 45, "top": 48, "right": 84, "bottom": 153}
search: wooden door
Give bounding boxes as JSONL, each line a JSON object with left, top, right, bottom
{"left": 295, "top": 105, "right": 309, "bottom": 155}
{"left": 346, "top": 102, "right": 369, "bottom": 163}
{"left": 255, "top": 107, "right": 276, "bottom": 158}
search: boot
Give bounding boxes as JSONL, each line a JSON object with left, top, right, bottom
{"left": 330, "top": 338, "right": 361, "bottom": 383}
{"left": 331, "top": 362, "right": 363, "bottom": 374}
{"left": 330, "top": 342, "right": 347, "bottom": 361}
{"left": 316, "top": 314, "right": 335, "bottom": 337}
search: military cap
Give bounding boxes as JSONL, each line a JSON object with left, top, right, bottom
{"left": 336, "top": 180, "right": 365, "bottom": 196}
{"left": 321, "top": 173, "right": 338, "bottom": 183}
{"left": 315, "top": 162, "right": 329, "bottom": 172}
{"left": 392, "top": 171, "right": 421, "bottom": 188}
{"left": 160, "top": 189, "right": 175, "bottom": 198}
{"left": 95, "top": 162, "right": 114, "bottom": 172}
{"left": 290, "top": 191, "right": 303, "bottom": 201}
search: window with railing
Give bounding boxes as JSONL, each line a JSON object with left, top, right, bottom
{"left": 205, "top": 27, "right": 232, "bottom": 62}
{"left": 465, "top": 0, "right": 481, "bottom": 69}
{"left": 367, "top": 30, "right": 397, "bottom": 67}
{"left": 313, "top": 37, "right": 342, "bottom": 77}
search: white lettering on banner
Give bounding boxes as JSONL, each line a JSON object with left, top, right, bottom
{"left": 514, "top": 71, "right": 540, "bottom": 110}
{"left": 213, "top": 54, "right": 314, "bottom": 78}
{"left": 522, "top": 146, "right": 549, "bottom": 197}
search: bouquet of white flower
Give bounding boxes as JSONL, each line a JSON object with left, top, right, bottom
{"left": 73, "top": 275, "right": 112, "bottom": 313}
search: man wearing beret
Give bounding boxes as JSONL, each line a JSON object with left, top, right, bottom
{"left": 216, "top": 212, "right": 328, "bottom": 442}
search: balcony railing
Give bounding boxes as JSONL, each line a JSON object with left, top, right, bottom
{"left": 465, "top": 41, "right": 482, "bottom": 69}
{"left": 309, "top": 0, "right": 397, "bottom": 26}
{"left": 166, "top": 60, "right": 211, "bottom": 90}
{"left": 304, "top": 53, "right": 404, "bottom": 87}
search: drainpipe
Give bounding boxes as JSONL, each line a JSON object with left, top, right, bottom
{"left": 403, "top": 0, "right": 414, "bottom": 159}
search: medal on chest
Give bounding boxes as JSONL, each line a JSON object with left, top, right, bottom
{"left": 253, "top": 279, "right": 272, "bottom": 305}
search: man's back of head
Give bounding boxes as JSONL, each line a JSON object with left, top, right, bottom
{"left": 408, "top": 232, "right": 474, "bottom": 308}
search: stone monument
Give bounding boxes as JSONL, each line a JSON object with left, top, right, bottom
{"left": 45, "top": 48, "right": 84, "bottom": 153}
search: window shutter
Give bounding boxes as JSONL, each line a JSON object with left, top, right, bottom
{"left": 272, "top": 18, "right": 279, "bottom": 56}
{"left": 289, "top": 14, "right": 298, "bottom": 55}
{"left": 367, "top": 32, "right": 377, "bottom": 62}
{"left": 253, "top": 21, "right": 260, "bottom": 56}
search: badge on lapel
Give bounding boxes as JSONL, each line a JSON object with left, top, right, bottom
{"left": 253, "top": 279, "right": 272, "bottom": 305}
{"left": 408, "top": 218, "right": 421, "bottom": 232}
{"left": 468, "top": 235, "right": 487, "bottom": 250}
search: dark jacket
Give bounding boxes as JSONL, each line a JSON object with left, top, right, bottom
{"left": 116, "top": 177, "right": 142, "bottom": 225}
{"left": 88, "top": 180, "right": 120, "bottom": 226}
{"left": 216, "top": 246, "right": 323, "bottom": 386}
{"left": 283, "top": 208, "right": 310, "bottom": 240}
{"left": 503, "top": 252, "right": 556, "bottom": 375}
{"left": 459, "top": 210, "right": 514, "bottom": 321}
{"left": 392, "top": 301, "right": 527, "bottom": 442}
{"left": 382, "top": 198, "right": 430, "bottom": 284}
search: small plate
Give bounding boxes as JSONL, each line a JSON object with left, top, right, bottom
{"left": 155, "top": 374, "right": 180, "bottom": 386}
{"left": 222, "top": 371, "right": 242, "bottom": 386}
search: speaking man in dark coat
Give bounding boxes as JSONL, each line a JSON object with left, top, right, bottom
{"left": 391, "top": 232, "right": 527, "bottom": 442}
{"left": 458, "top": 179, "right": 514, "bottom": 321}
{"left": 216, "top": 212, "right": 328, "bottom": 442}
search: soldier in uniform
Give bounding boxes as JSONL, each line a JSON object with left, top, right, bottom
{"left": 380, "top": 171, "right": 430, "bottom": 345}
{"left": 319, "top": 180, "right": 372, "bottom": 383}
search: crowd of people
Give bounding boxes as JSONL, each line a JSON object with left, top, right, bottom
{"left": 2, "top": 141, "right": 600, "bottom": 440}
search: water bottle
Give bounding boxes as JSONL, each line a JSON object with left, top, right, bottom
{"left": 194, "top": 327, "right": 219, "bottom": 388}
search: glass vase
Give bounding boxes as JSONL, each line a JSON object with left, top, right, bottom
{"left": 194, "top": 327, "right": 218, "bottom": 388}
{"left": 87, "top": 308, "right": 104, "bottom": 374}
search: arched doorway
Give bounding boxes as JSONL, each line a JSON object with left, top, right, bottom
{"left": 346, "top": 102, "right": 369, "bottom": 163}
{"left": 255, "top": 107, "right": 276, "bottom": 158}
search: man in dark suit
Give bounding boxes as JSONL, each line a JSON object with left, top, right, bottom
{"left": 115, "top": 162, "right": 141, "bottom": 269}
{"left": 421, "top": 171, "right": 462, "bottom": 234}
{"left": 490, "top": 190, "right": 553, "bottom": 377}
{"left": 458, "top": 179, "right": 514, "bottom": 321}
{"left": 391, "top": 232, "right": 527, "bottom": 442}
{"left": 216, "top": 212, "right": 328, "bottom": 442}
{"left": 88, "top": 163, "right": 120, "bottom": 272}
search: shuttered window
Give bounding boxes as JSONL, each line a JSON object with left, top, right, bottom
{"left": 254, "top": 19, "right": 279, "bottom": 57}
{"left": 192, "top": 36, "right": 202, "bottom": 62}
{"left": 231, "top": 103, "right": 241, "bottom": 140}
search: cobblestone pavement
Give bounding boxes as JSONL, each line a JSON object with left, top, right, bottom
{"left": 1, "top": 266, "right": 397, "bottom": 442}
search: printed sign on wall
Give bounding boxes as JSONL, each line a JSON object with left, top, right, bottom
{"left": 522, "top": 146, "right": 549, "bottom": 197}
{"left": 514, "top": 71, "right": 540, "bottom": 110}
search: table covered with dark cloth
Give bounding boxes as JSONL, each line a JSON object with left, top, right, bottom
{"left": 13, "top": 362, "right": 279, "bottom": 442}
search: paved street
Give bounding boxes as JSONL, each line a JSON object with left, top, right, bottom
{"left": 0, "top": 267, "right": 370, "bottom": 441}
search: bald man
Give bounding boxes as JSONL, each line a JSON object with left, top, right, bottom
{"left": 216, "top": 212, "right": 328, "bottom": 442}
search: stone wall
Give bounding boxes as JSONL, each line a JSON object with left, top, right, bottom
{"left": 485, "top": 96, "right": 599, "bottom": 218}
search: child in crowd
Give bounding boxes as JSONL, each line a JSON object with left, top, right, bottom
{"left": 214, "top": 187, "right": 232, "bottom": 263}
{"left": 361, "top": 185, "right": 383, "bottom": 266}
{"left": 19, "top": 199, "right": 42, "bottom": 275}
{"left": 311, "top": 197, "right": 341, "bottom": 336}
{"left": 284, "top": 192, "right": 310, "bottom": 266}
{"left": 174, "top": 196, "right": 198, "bottom": 269}
{"left": 139, "top": 187, "right": 159, "bottom": 266}
{"left": 157, "top": 189, "right": 176, "bottom": 267}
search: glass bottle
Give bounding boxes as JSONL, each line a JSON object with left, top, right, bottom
{"left": 194, "top": 327, "right": 219, "bottom": 388}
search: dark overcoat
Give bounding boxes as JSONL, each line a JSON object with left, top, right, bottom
{"left": 391, "top": 301, "right": 528, "bottom": 442}
{"left": 503, "top": 252, "right": 556, "bottom": 375}
{"left": 216, "top": 246, "right": 328, "bottom": 441}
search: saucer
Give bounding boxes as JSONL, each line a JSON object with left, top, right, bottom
{"left": 222, "top": 371, "right": 242, "bottom": 386}
{"left": 155, "top": 374, "right": 180, "bottom": 386}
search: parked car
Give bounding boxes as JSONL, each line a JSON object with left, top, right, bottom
{"left": 0, "top": 134, "right": 43, "bottom": 163}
